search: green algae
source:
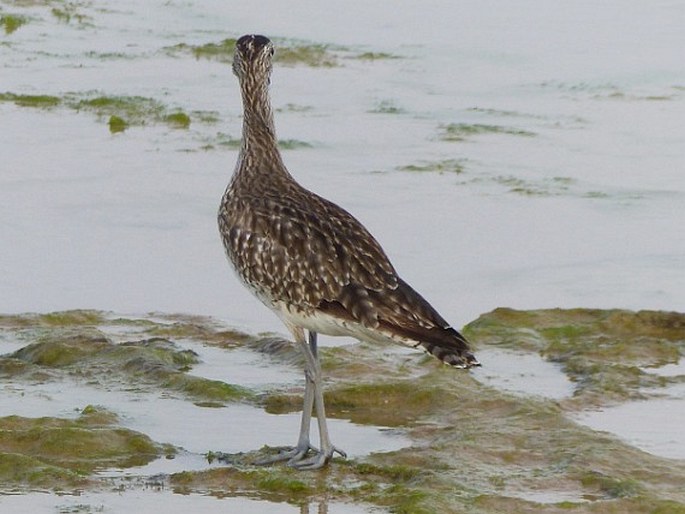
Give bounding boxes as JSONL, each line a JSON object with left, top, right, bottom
{"left": 465, "top": 308, "right": 685, "bottom": 407}
{"left": 354, "top": 51, "right": 401, "bottom": 60}
{"left": 199, "top": 133, "right": 313, "bottom": 152}
{"left": 229, "top": 307, "right": 685, "bottom": 512}
{"left": 275, "top": 43, "right": 337, "bottom": 67}
{"left": 397, "top": 159, "right": 466, "bottom": 174}
{"left": 108, "top": 115, "right": 127, "bottom": 133}
{"left": 167, "top": 38, "right": 339, "bottom": 67}
{"left": 579, "top": 471, "right": 644, "bottom": 499}
{"left": 0, "top": 92, "right": 61, "bottom": 108}
{"left": 168, "top": 38, "right": 237, "bottom": 62}
{"left": 51, "top": 2, "right": 91, "bottom": 26}
{"left": 172, "top": 466, "right": 313, "bottom": 502}
{"left": 190, "top": 110, "right": 220, "bottom": 124}
{"left": 171, "top": 454, "right": 424, "bottom": 507}
{"left": 75, "top": 95, "right": 166, "bottom": 124}
{"left": 278, "top": 139, "right": 313, "bottom": 150}
{"left": 265, "top": 380, "right": 437, "bottom": 426}
{"left": 164, "top": 111, "right": 191, "bottom": 129}
{"left": 115, "top": 338, "right": 251, "bottom": 402}
{"left": 0, "top": 91, "right": 205, "bottom": 131}
{"left": 276, "top": 103, "right": 314, "bottom": 113}
{"left": 352, "top": 461, "right": 422, "bottom": 482}
{"left": 115, "top": 337, "right": 200, "bottom": 370}
{"left": 0, "top": 14, "right": 27, "bottom": 34}
{"left": 440, "top": 122, "right": 536, "bottom": 141}
{"left": 0, "top": 406, "right": 163, "bottom": 487}
{"left": 323, "top": 381, "right": 442, "bottom": 426}
{"left": 488, "top": 175, "right": 591, "bottom": 198}
{"left": 501, "top": 175, "right": 574, "bottom": 196}
{"left": 208, "top": 132, "right": 241, "bottom": 150}
{"left": 168, "top": 37, "right": 397, "bottom": 67}
{"left": 0, "top": 453, "right": 85, "bottom": 489}
{"left": 139, "top": 315, "right": 254, "bottom": 347}
{"left": 2, "top": 309, "right": 685, "bottom": 512}
{"left": 37, "top": 310, "right": 105, "bottom": 326}
{"left": 369, "top": 99, "right": 405, "bottom": 114}
{"left": 0, "top": 310, "right": 105, "bottom": 329}
{"left": 162, "top": 374, "right": 248, "bottom": 402}
{"left": 468, "top": 106, "right": 537, "bottom": 118}
{"left": 10, "top": 332, "right": 110, "bottom": 367}
{"left": 2, "top": 326, "right": 252, "bottom": 404}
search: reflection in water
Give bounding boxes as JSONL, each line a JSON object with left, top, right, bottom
{"left": 301, "top": 500, "right": 327, "bottom": 514}
{"left": 0, "top": 490, "right": 377, "bottom": 514}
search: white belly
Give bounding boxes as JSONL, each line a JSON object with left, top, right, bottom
{"left": 269, "top": 300, "right": 417, "bottom": 349}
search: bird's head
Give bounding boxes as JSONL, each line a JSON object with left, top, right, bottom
{"left": 233, "top": 34, "right": 274, "bottom": 83}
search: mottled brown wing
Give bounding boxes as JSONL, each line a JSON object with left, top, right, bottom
{"left": 318, "top": 278, "right": 479, "bottom": 368}
{"left": 220, "top": 184, "right": 398, "bottom": 313}
{"left": 221, "top": 183, "right": 478, "bottom": 367}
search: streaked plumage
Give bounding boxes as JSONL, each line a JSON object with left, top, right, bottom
{"left": 218, "top": 34, "right": 479, "bottom": 469}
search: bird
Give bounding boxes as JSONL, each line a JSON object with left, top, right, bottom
{"left": 218, "top": 34, "right": 480, "bottom": 470}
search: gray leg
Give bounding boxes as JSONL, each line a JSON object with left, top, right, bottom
{"left": 290, "top": 331, "right": 346, "bottom": 470}
{"left": 293, "top": 369, "right": 315, "bottom": 453}
{"left": 257, "top": 330, "right": 317, "bottom": 464}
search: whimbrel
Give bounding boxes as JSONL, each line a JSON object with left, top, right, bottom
{"left": 218, "top": 34, "right": 479, "bottom": 470}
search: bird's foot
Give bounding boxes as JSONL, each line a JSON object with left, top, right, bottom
{"left": 255, "top": 443, "right": 317, "bottom": 465}
{"left": 288, "top": 445, "right": 347, "bottom": 470}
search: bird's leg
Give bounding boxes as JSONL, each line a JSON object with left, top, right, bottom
{"left": 290, "top": 331, "right": 346, "bottom": 470}
{"left": 257, "top": 329, "right": 317, "bottom": 465}
{"left": 258, "top": 372, "right": 316, "bottom": 464}
{"left": 293, "top": 368, "right": 316, "bottom": 454}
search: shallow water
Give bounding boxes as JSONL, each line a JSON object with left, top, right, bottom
{"left": 573, "top": 382, "right": 685, "bottom": 461}
{"left": 0, "top": 329, "right": 408, "bottom": 511}
{"left": 1, "top": 0, "right": 684, "bottom": 509}
{"left": 472, "top": 348, "right": 575, "bottom": 401}
{"left": 0, "top": 337, "right": 410, "bottom": 459}
{"left": 1, "top": 0, "right": 683, "bottom": 328}
{"left": 0, "top": 489, "right": 378, "bottom": 514}
{"left": 474, "top": 349, "right": 685, "bottom": 461}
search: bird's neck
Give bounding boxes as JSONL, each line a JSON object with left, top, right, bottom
{"left": 239, "top": 78, "right": 282, "bottom": 166}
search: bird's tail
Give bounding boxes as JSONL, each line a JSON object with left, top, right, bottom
{"left": 418, "top": 327, "right": 480, "bottom": 369}
{"left": 366, "top": 279, "right": 481, "bottom": 368}
{"left": 318, "top": 278, "right": 481, "bottom": 369}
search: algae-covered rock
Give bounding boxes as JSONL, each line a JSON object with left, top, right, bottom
{"left": 1, "top": 308, "right": 684, "bottom": 513}
{"left": 1, "top": 322, "right": 251, "bottom": 404}
{"left": 0, "top": 406, "right": 163, "bottom": 488}
{"left": 0, "top": 310, "right": 105, "bottom": 328}
{"left": 172, "top": 466, "right": 313, "bottom": 502}
{"left": 0, "top": 453, "right": 85, "bottom": 489}
{"left": 236, "top": 308, "right": 685, "bottom": 513}
{"left": 266, "top": 380, "right": 442, "bottom": 427}
{"left": 11, "top": 331, "right": 110, "bottom": 367}
{"left": 465, "top": 308, "right": 685, "bottom": 407}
